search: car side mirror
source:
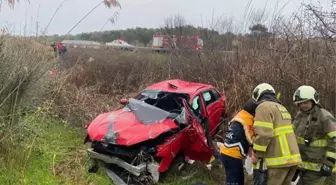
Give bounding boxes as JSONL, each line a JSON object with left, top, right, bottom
{"left": 120, "top": 98, "right": 129, "bottom": 105}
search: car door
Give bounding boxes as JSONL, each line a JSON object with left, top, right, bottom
{"left": 199, "top": 89, "right": 224, "bottom": 135}
{"left": 181, "top": 99, "right": 213, "bottom": 162}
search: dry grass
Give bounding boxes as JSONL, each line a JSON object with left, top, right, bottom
{"left": 0, "top": 36, "right": 55, "bottom": 137}
{"left": 54, "top": 35, "right": 336, "bottom": 127}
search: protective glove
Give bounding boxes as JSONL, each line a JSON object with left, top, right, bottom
{"left": 320, "top": 164, "right": 332, "bottom": 176}
{"left": 255, "top": 158, "right": 267, "bottom": 171}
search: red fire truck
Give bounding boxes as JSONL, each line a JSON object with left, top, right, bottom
{"left": 152, "top": 34, "right": 204, "bottom": 52}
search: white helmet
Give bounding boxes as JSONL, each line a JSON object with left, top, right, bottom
{"left": 252, "top": 83, "right": 276, "bottom": 101}
{"left": 293, "top": 85, "right": 319, "bottom": 104}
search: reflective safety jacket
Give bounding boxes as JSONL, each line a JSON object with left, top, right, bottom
{"left": 293, "top": 105, "right": 336, "bottom": 172}
{"left": 253, "top": 101, "right": 302, "bottom": 168}
{"left": 219, "top": 110, "right": 254, "bottom": 160}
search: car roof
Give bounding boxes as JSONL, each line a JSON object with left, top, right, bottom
{"left": 145, "top": 79, "right": 214, "bottom": 95}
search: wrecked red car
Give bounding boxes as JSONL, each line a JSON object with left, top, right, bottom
{"left": 84, "top": 79, "right": 227, "bottom": 184}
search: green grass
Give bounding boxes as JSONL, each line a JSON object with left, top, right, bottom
{"left": 0, "top": 113, "right": 223, "bottom": 185}
{"left": 0, "top": 114, "right": 111, "bottom": 185}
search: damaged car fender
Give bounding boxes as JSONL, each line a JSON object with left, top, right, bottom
{"left": 155, "top": 133, "right": 186, "bottom": 172}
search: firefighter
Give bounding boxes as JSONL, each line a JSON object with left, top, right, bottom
{"left": 214, "top": 98, "right": 259, "bottom": 185}
{"left": 251, "top": 83, "right": 302, "bottom": 185}
{"left": 292, "top": 85, "right": 336, "bottom": 185}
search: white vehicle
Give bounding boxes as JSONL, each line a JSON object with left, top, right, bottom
{"left": 106, "top": 39, "right": 134, "bottom": 51}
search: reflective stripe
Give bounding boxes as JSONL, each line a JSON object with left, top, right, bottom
{"left": 253, "top": 159, "right": 267, "bottom": 170}
{"left": 296, "top": 136, "right": 327, "bottom": 147}
{"left": 223, "top": 142, "right": 247, "bottom": 157}
{"left": 326, "top": 151, "right": 336, "bottom": 159}
{"left": 275, "top": 125, "right": 293, "bottom": 156}
{"left": 280, "top": 112, "right": 292, "bottom": 120}
{"left": 274, "top": 125, "right": 294, "bottom": 136}
{"left": 299, "top": 161, "right": 336, "bottom": 172}
{"left": 253, "top": 144, "right": 267, "bottom": 152}
{"left": 327, "top": 131, "right": 336, "bottom": 138}
{"left": 254, "top": 121, "right": 274, "bottom": 129}
{"left": 279, "top": 135, "right": 290, "bottom": 156}
{"left": 276, "top": 105, "right": 292, "bottom": 120}
{"left": 265, "top": 154, "right": 302, "bottom": 166}
{"left": 299, "top": 162, "right": 322, "bottom": 171}
{"left": 232, "top": 117, "right": 253, "bottom": 144}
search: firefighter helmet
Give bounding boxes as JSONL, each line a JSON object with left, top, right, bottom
{"left": 252, "top": 83, "right": 275, "bottom": 101}
{"left": 293, "top": 85, "right": 319, "bottom": 104}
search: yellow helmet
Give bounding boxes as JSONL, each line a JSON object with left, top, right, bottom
{"left": 293, "top": 85, "right": 319, "bottom": 104}
{"left": 252, "top": 83, "right": 275, "bottom": 101}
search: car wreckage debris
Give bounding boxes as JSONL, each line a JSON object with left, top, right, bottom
{"left": 105, "top": 167, "right": 128, "bottom": 185}
{"left": 88, "top": 148, "right": 160, "bottom": 184}
{"left": 87, "top": 148, "right": 147, "bottom": 177}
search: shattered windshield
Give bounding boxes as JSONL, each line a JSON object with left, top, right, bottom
{"left": 134, "top": 89, "right": 189, "bottom": 111}
{"left": 125, "top": 98, "right": 170, "bottom": 125}
{"left": 135, "top": 89, "right": 162, "bottom": 100}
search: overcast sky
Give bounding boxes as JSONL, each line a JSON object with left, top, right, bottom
{"left": 0, "top": 0, "right": 333, "bottom": 36}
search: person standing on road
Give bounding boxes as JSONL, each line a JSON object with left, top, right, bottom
{"left": 214, "top": 98, "right": 259, "bottom": 185}
{"left": 251, "top": 83, "right": 302, "bottom": 185}
{"left": 292, "top": 85, "right": 336, "bottom": 185}
{"left": 57, "top": 42, "right": 62, "bottom": 54}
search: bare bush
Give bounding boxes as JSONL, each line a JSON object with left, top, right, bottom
{"left": 0, "top": 36, "right": 55, "bottom": 123}
{"left": 52, "top": 2, "right": 335, "bottom": 129}
{"left": 0, "top": 36, "right": 56, "bottom": 165}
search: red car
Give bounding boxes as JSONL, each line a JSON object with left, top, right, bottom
{"left": 84, "top": 79, "right": 227, "bottom": 184}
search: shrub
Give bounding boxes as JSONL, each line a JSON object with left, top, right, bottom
{"left": 54, "top": 33, "right": 335, "bottom": 126}
{"left": 0, "top": 36, "right": 55, "bottom": 146}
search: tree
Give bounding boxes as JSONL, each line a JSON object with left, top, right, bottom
{"left": 248, "top": 24, "right": 272, "bottom": 38}
{"left": 163, "top": 14, "right": 188, "bottom": 36}
{"left": 304, "top": 2, "right": 336, "bottom": 38}
{"left": 249, "top": 24, "right": 268, "bottom": 34}
{"left": 135, "top": 28, "right": 153, "bottom": 46}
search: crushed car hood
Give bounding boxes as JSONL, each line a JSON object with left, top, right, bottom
{"left": 87, "top": 99, "right": 179, "bottom": 146}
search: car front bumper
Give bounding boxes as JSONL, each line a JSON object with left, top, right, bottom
{"left": 87, "top": 148, "right": 160, "bottom": 184}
